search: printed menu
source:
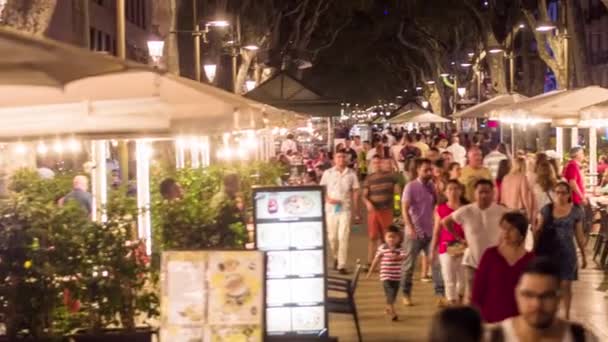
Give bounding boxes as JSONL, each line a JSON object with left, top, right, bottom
{"left": 160, "top": 251, "right": 265, "bottom": 342}
{"left": 254, "top": 187, "right": 328, "bottom": 338}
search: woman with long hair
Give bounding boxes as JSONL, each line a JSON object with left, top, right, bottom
{"left": 472, "top": 212, "right": 535, "bottom": 323}
{"left": 495, "top": 159, "right": 511, "bottom": 203}
{"left": 500, "top": 157, "right": 535, "bottom": 221}
{"left": 532, "top": 160, "right": 558, "bottom": 213}
{"left": 533, "top": 181, "right": 588, "bottom": 319}
{"left": 430, "top": 180, "right": 467, "bottom": 305}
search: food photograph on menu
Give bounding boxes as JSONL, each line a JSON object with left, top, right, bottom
{"left": 255, "top": 190, "right": 323, "bottom": 220}
{"left": 207, "top": 252, "right": 264, "bottom": 325}
{"left": 160, "top": 251, "right": 265, "bottom": 342}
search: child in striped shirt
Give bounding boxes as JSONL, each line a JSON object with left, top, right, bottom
{"left": 366, "top": 224, "right": 406, "bottom": 321}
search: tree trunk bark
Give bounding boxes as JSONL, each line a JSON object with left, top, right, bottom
{"left": 567, "top": 0, "right": 591, "bottom": 87}
{"left": 235, "top": 50, "right": 254, "bottom": 94}
{"left": 0, "top": 0, "right": 57, "bottom": 35}
{"left": 152, "top": 0, "right": 180, "bottom": 74}
{"left": 486, "top": 32, "right": 508, "bottom": 95}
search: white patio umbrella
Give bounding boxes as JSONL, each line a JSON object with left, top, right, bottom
{"left": 387, "top": 109, "right": 428, "bottom": 124}
{"left": 0, "top": 27, "right": 144, "bottom": 87}
{"left": 406, "top": 112, "right": 451, "bottom": 123}
{"left": 491, "top": 86, "right": 608, "bottom": 126}
{"left": 454, "top": 93, "right": 528, "bottom": 119}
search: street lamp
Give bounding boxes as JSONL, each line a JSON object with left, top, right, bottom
{"left": 147, "top": 25, "right": 164, "bottom": 65}
{"left": 440, "top": 72, "right": 450, "bottom": 77}
{"left": 207, "top": 20, "right": 230, "bottom": 28}
{"left": 421, "top": 100, "right": 429, "bottom": 109}
{"left": 536, "top": 20, "right": 556, "bottom": 32}
{"left": 461, "top": 62, "right": 472, "bottom": 67}
{"left": 245, "top": 80, "right": 257, "bottom": 92}
{"left": 457, "top": 87, "right": 467, "bottom": 97}
{"left": 204, "top": 64, "right": 217, "bottom": 83}
{"left": 426, "top": 80, "right": 435, "bottom": 85}
{"left": 243, "top": 44, "right": 260, "bottom": 51}
{"left": 488, "top": 45, "right": 504, "bottom": 54}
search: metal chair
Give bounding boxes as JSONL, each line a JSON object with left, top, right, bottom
{"left": 326, "top": 260, "right": 363, "bottom": 342}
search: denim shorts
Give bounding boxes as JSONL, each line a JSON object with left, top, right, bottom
{"left": 383, "top": 280, "right": 400, "bottom": 304}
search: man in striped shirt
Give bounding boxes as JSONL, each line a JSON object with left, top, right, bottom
{"left": 362, "top": 156, "right": 401, "bottom": 270}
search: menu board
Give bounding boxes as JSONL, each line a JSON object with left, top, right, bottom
{"left": 253, "top": 186, "right": 328, "bottom": 339}
{"left": 160, "top": 251, "right": 265, "bottom": 342}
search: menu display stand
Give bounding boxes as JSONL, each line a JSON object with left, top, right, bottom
{"left": 159, "top": 250, "right": 265, "bottom": 341}
{"left": 253, "top": 186, "right": 332, "bottom": 341}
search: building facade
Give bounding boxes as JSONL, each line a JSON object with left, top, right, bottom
{"left": 582, "top": 0, "right": 608, "bottom": 87}
{"left": 46, "top": 0, "right": 154, "bottom": 63}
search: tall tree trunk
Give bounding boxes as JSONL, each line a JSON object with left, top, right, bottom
{"left": 235, "top": 50, "right": 255, "bottom": 94}
{"left": 567, "top": 0, "right": 590, "bottom": 87}
{"left": 486, "top": 32, "right": 508, "bottom": 94}
{"left": 152, "top": 0, "right": 180, "bottom": 74}
{"left": 0, "top": 0, "right": 57, "bottom": 35}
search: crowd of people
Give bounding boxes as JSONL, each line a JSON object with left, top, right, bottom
{"left": 288, "top": 126, "right": 597, "bottom": 340}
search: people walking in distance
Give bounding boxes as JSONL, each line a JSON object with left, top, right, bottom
{"left": 320, "top": 150, "right": 361, "bottom": 275}
{"left": 401, "top": 158, "right": 444, "bottom": 306}
{"left": 483, "top": 141, "right": 508, "bottom": 179}
{"left": 472, "top": 212, "right": 534, "bottom": 323}
{"left": 430, "top": 180, "right": 468, "bottom": 305}
{"left": 500, "top": 157, "right": 535, "bottom": 222}
{"left": 459, "top": 146, "right": 492, "bottom": 203}
{"left": 486, "top": 257, "right": 597, "bottom": 341}
{"left": 447, "top": 134, "right": 467, "bottom": 167}
{"left": 442, "top": 179, "right": 509, "bottom": 304}
{"left": 362, "top": 156, "right": 401, "bottom": 271}
{"left": 367, "top": 225, "right": 407, "bottom": 321}
{"left": 494, "top": 159, "right": 511, "bottom": 204}
{"left": 533, "top": 181, "right": 588, "bottom": 320}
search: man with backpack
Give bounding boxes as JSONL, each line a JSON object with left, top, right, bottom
{"left": 487, "top": 257, "right": 597, "bottom": 341}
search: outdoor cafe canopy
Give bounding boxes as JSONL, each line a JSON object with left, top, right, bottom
{"left": 454, "top": 93, "right": 528, "bottom": 119}
{"left": 388, "top": 109, "right": 449, "bottom": 124}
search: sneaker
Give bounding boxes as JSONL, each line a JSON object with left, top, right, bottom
{"left": 402, "top": 296, "right": 413, "bottom": 306}
{"left": 436, "top": 296, "right": 448, "bottom": 308}
{"left": 338, "top": 268, "right": 350, "bottom": 275}
{"left": 420, "top": 276, "right": 432, "bottom": 283}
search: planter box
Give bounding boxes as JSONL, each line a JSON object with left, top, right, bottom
{"left": 69, "top": 329, "right": 155, "bottom": 342}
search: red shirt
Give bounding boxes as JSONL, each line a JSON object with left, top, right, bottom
{"left": 563, "top": 160, "right": 584, "bottom": 205}
{"left": 472, "top": 247, "right": 535, "bottom": 323}
{"left": 436, "top": 203, "right": 465, "bottom": 254}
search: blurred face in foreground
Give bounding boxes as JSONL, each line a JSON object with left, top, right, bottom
{"left": 417, "top": 162, "right": 433, "bottom": 182}
{"left": 516, "top": 273, "right": 561, "bottom": 329}
{"left": 468, "top": 148, "right": 483, "bottom": 167}
{"left": 474, "top": 184, "right": 494, "bottom": 207}
{"left": 334, "top": 152, "right": 347, "bottom": 168}
{"left": 380, "top": 158, "right": 392, "bottom": 172}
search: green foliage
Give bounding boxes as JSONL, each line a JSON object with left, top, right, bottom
{"left": 0, "top": 171, "right": 158, "bottom": 339}
{"left": 150, "top": 162, "right": 284, "bottom": 254}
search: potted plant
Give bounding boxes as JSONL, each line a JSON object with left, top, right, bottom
{"left": 68, "top": 189, "right": 159, "bottom": 342}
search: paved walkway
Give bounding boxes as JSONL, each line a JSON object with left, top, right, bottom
{"left": 328, "top": 227, "right": 608, "bottom": 342}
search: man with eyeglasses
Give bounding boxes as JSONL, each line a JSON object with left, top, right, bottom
{"left": 486, "top": 257, "right": 597, "bottom": 341}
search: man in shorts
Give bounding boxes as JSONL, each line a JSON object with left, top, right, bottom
{"left": 362, "top": 156, "right": 401, "bottom": 270}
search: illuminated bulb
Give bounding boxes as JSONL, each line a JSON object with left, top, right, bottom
{"left": 243, "top": 45, "right": 259, "bottom": 51}
{"left": 14, "top": 143, "right": 27, "bottom": 154}
{"left": 224, "top": 147, "right": 233, "bottom": 160}
{"left": 111, "top": 140, "right": 118, "bottom": 147}
{"left": 101, "top": 270, "right": 108, "bottom": 277}
{"left": 53, "top": 140, "right": 63, "bottom": 153}
{"left": 37, "top": 142, "right": 48, "bottom": 155}
{"left": 426, "top": 80, "right": 435, "bottom": 85}
{"left": 68, "top": 139, "right": 80, "bottom": 153}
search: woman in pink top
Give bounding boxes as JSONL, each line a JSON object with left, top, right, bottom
{"left": 500, "top": 157, "right": 536, "bottom": 221}
{"left": 430, "top": 179, "right": 467, "bottom": 304}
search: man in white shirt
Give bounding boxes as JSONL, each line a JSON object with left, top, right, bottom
{"left": 487, "top": 258, "right": 598, "bottom": 342}
{"left": 483, "top": 142, "right": 508, "bottom": 179}
{"left": 441, "top": 179, "right": 509, "bottom": 303}
{"left": 446, "top": 134, "right": 467, "bottom": 167}
{"left": 320, "top": 150, "right": 361, "bottom": 274}
{"left": 280, "top": 133, "right": 298, "bottom": 154}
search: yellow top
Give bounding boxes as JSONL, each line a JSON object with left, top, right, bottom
{"left": 458, "top": 165, "right": 492, "bottom": 202}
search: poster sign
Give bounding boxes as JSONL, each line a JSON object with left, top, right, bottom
{"left": 160, "top": 250, "right": 265, "bottom": 341}
{"left": 253, "top": 186, "right": 328, "bottom": 339}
